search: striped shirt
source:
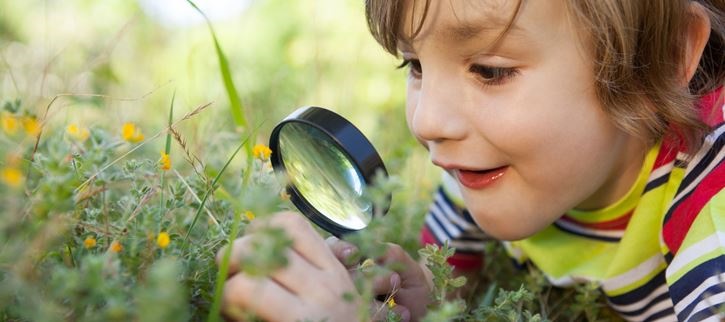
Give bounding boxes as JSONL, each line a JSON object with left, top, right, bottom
{"left": 421, "top": 89, "right": 725, "bottom": 321}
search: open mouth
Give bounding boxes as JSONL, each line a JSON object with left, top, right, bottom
{"left": 456, "top": 166, "right": 508, "bottom": 189}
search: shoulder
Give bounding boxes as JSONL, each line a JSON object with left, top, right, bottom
{"left": 660, "top": 91, "right": 725, "bottom": 321}
{"left": 661, "top": 90, "right": 724, "bottom": 256}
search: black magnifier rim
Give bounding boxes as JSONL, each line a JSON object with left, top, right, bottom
{"left": 269, "top": 106, "right": 390, "bottom": 237}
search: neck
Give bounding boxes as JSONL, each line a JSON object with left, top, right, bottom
{"left": 576, "top": 136, "right": 649, "bottom": 211}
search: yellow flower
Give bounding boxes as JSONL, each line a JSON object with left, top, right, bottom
{"left": 66, "top": 124, "right": 90, "bottom": 141}
{"left": 84, "top": 236, "right": 97, "bottom": 249}
{"left": 2, "top": 113, "right": 19, "bottom": 135}
{"left": 110, "top": 240, "right": 123, "bottom": 253}
{"left": 121, "top": 122, "right": 144, "bottom": 143}
{"left": 387, "top": 297, "right": 396, "bottom": 309}
{"left": 159, "top": 152, "right": 171, "bottom": 171}
{"left": 22, "top": 116, "right": 41, "bottom": 136}
{"left": 157, "top": 232, "right": 170, "bottom": 249}
{"left": 244, "top": 210, "right": 255, "bottom": 221}
{"left": 1, "top": 166, "right": 23, "bottom": 188}
{"left": 360, "top": 258, "right": 375, "bottom": 271}
{"left": 66, "top": 124, "right": 79, "bottom": 135}
{"left": 252, "top": 144, "right": 272, "bottom": 160}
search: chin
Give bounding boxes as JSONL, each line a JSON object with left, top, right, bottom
{"left": 485, "top": 227, "right": 539, "bottom": 241}
{"left": 472, "top": 211, "right": 548, "bottom": 241}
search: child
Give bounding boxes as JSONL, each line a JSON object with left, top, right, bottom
{"left": 219, "top": 0, "right": 724, "bottom": 321}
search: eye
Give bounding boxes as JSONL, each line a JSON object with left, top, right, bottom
{"left": 469, "top": 64, "right": 518, "bottom": 86}
{"left": 397, "top": 59, "right": 422, "bottom": 79}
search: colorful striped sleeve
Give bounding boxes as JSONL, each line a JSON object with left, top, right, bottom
{"left": 662, "top": 121, "right": 725, "bottom": 322}
{"left": 420, "top": 173, "right": 489, "bottom": 270}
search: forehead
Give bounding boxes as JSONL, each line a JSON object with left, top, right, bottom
{"left": 399, "top": 0, "right": 520, "bottom": 44}
{"left": 397, "top": 0, "right": 567, "bottom": 49}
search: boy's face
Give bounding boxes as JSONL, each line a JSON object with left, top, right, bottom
{"left": 399, "top": 0, "right": 646, "bottom": 240}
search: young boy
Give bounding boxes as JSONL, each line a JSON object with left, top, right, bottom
{"left": 219, "top": 0, "right": 724, "bottom": 321}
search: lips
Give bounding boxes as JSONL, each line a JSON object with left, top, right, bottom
{"left": 455, "top": 166, "right": 508, "bottom": 189}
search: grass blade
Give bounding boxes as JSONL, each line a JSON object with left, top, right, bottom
{"left": 185, "top": 0, "right": 247, "bottom": 128}
{"left": 157, "top": 91, "right": 176, "bottom": 230}
{"left": 165, "top": 90, "right": 175, "bottom": 154}
{"left": 207, "top": 212, "right": 241, "bottom": 322}
{"left": 182, "top": 133, "right": 249, "bottom": 246}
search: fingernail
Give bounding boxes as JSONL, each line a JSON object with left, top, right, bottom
{"left": 342, "top": 247, "right": 353, "bottom": 258}
{"left": 390, "top": 272, "right": 401, "bottom": 288}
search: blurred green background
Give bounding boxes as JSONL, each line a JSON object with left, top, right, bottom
{"left": 0, "top": 0, "right": 441, "bottom": 201}
{"left": 0, "top": 1, "right": 446, "bottom": 319}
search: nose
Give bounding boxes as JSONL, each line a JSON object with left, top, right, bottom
{"left": 409, "top": 76, "right": 467, "bottom": 143}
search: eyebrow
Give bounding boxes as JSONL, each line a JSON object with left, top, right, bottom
{"left": 398, "top": 21, "right": 524, "bottom": 48}
{"left": 444, "top": 20, "right": 524, "bottom": 43}
{"left": 446, "top": 22, "right": 493, "bottom": 41}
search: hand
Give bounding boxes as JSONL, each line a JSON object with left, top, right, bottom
{"left": 217, "top": 212, "right": 362, "bottom": 322}
{"left": 327, "top": 238, "right": 433, "bottom": 321}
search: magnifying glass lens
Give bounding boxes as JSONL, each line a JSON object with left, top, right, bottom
{"left": 278, "top": 122, "right": 372, "bottom": 230}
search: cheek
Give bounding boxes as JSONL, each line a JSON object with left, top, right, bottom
{"left": 405, "top": 98, "right": 415, "bottom": 130}
{"left": 494, "top": 68, "right": 612, "bottom": 161}
{"left": 515, "top": 105, "right": 621, "bottom": 211}
{"left": 484, "top": 76, "right": 619, "bottom": 194}
{"left": 405, "top": 83, "right": 420, "bottom": 136}
{"left": 520, "top": 106, "right": 612, "bottom": 174}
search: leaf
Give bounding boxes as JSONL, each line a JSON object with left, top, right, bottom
{"left": 450, "top": 276, "right": 467, "bottom": 288}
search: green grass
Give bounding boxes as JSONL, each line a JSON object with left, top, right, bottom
{"left": 0, "top": 83, "right": 622, "bottom": 322}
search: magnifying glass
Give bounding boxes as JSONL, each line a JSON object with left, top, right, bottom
{"left": 269, "top": 106, "right": 390, "bottom": 237}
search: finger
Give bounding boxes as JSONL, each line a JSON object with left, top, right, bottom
{"left": 218, "top": 235, "right": 333, "bottom": 293}
{"left": 252, "top": 212, "right": 341, "bottom": 270}
{"left": 270, "top": 248, "right": 326, "bottom": 296}
{"left": 216, "top": 235, "right": 255, "bottom": 277}
{"left": 378, "top": 243, "right": 425, "bottom": 286}
{"left": 223, "top": 273, "right": 304, "bottom": 322}
{"left": 376, "top": 243, "right": 432, "bottom": 320}
{"left": 325, "top": 236, "right": 360, "bottom": 267}
{"left": 372, "top": 271, "right": 401, "bottom": 296}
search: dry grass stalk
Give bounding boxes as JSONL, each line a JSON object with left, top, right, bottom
{"left": 169, "top": 126, "right": 204, "bottom": 176}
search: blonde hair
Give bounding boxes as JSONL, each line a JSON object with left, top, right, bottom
{"left": 365, "top": 0, "right": 724, "bottom": 152}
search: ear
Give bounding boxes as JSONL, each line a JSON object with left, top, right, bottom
{"left": 681, "top": 2, "right": 711, "bottom": 86}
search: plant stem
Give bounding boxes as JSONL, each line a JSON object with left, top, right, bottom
{"left": 181, "top": 135, "right": 249, "bottom": 247}
{"left": 207, "top": 212, "right": 241, "bottom": 322}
